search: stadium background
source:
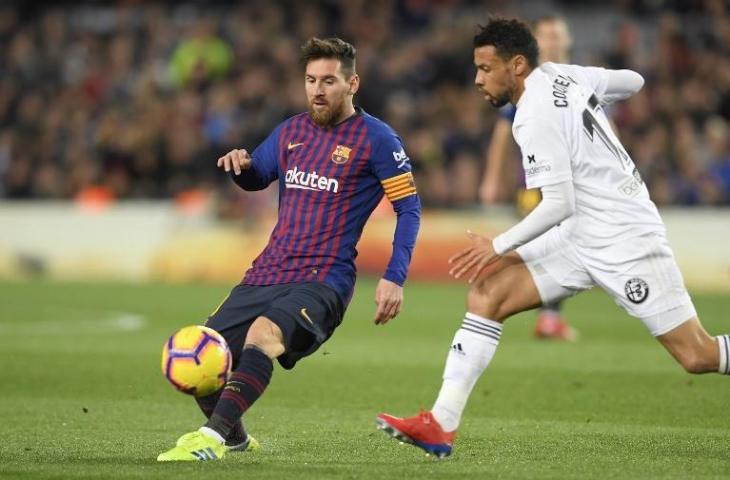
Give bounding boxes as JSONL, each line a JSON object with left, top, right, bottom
{"left": 1, "top": 0, "right": 729, "bottom": 288}
{"left": 1, "top": 1, "right": 729, "bottom": 479}
{"left": 2, "top": 0, "right": 730, "bottom": 205}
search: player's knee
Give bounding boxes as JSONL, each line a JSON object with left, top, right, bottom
{"left": 245, "top": 317, "right": 285, "bottom": 359}
{"left": 467, "top": 281, "right": 508, "bottom": 322}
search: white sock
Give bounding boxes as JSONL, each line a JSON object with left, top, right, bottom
{"left": 199, "top": 426, "right": 225, "bottom": 444}
{"left": 432, "top": 312, "right": 502, "bottom": 432}
{"left": 717, "top": 335, "right": 730, "bottom": 374}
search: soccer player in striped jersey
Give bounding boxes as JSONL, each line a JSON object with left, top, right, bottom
{"left": 376, "top": 17, "right": 729, "bottom": 459}
{"left": 158, "top": 37, "right": 421, "bottom": 462}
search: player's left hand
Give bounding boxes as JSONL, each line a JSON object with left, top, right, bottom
{"left": 374, "top": 278, "right": 403, "bottom": 325}
{"left": 449, "top": 230, "right": 501, "bottom": 283}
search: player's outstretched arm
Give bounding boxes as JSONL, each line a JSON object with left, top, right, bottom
{"left": 449, "top": 181, "right": 575, "bottom": 283}
{"left": 491, "top": 180, "right": 575, "bottom": 255}
{"left": 563, "top": 64, "right": 644, "bottom": 105}
{"left": 449, "top": 178, "right": 574, "bottom": 282}
{"left": 218, "top": 147, "right": 277, "bottom": 191}
{"left": 601, "top": 69, "right": 644, "bottom": 105}
{"left": 217, "top": 148, "right": 252, "bottom": 175}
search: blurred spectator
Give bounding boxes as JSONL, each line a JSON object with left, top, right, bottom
{"left": 169, "top": 17, "right": 234, "bottom": 89}
{"left": 0, "top": 0, "right": 729, "bottom": 210}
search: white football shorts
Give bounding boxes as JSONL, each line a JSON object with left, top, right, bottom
{"left": 516, "top": 226, "right": 696, "bottom": 336}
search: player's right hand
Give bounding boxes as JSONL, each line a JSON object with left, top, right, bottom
{"left": 448, "top": 230, "right": 501, "bottom": 283}
{"left": 217, "top": 149, "right": 252, "bottom": 175}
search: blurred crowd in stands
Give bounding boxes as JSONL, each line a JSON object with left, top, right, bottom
{"left": 1, "top": 0, "right": 729, "bottom": 212}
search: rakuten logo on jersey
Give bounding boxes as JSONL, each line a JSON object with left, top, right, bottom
{"left": 285, "top": 166, "right": 339, "bottom": 193}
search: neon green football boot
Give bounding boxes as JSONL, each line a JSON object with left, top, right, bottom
{"left": 227, "top": 434, "right": 260, "bottom": 453}
{"left": 157, "top": 430, "right": 227, "bottom": 462}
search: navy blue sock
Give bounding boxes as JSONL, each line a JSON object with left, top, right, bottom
{"left": 195, "top": 390, "right": 247, "bottom": 444}
{"left": 205, "top": 346, "right": 273, "bottom": 438}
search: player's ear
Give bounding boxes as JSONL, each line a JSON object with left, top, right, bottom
{"left": 513, "top": 55, "right": 528, "bottom": 76}
{"left": 348, "top": 74, "right": 360, "bottom": 95}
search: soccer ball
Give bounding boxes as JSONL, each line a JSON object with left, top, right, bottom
{"left": 161, "top": 325, "right": 232, "bottom": 397}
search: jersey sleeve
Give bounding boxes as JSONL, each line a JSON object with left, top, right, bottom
{"left": 513, "top": 117, "right": 572, "bottom": 189}
{"left": 231, "top": 123, "right": 282, "bottom": 190}
{"left": 561, "top": 64, "right": 610, "bottom": 103}
{"left": 557, "top": 63, "right": 642, "bottom": 107}
{"left": 370, "top": 131, "right": 418, "bottom": 201}
{"left": 370, "top": 130, "right": 420, "bottom": 286}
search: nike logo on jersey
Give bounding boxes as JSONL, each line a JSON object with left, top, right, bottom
{"left": 300, "top": 308, "right": 313, "bottom": 324}
{"left": 288, "top": 142, "right": 305, "bottom": 150}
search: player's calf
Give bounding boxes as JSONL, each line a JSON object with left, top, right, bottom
{"left": 656, "top": 316, "right": 727, "bottom": 374}
{"left": 674, "top": 348, "right": 719, "bottom": 374}
{"left": 204, "top": 343, "right": 274, "bottom": 440}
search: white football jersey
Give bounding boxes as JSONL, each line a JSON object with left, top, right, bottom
{"left": 512, "top": 62, "right": 665, "bottom": 248}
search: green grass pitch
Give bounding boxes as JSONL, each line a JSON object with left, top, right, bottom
{"left": 1, "top": 279, "right": 728, "bottom": 479}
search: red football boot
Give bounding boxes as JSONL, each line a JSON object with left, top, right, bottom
{"left": 375, "top": 410, "right": 456, "bottom": 458}
{"left": 534, "top": 309, "right": 577, "bottom": 341}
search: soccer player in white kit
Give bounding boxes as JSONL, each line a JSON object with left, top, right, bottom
{"left": 376, "top": 17, "right": 730, "bottom": 458}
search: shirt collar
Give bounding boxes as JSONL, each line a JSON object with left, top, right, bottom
{"left": 516, "top": 67, "right": 540, "bottom": 109}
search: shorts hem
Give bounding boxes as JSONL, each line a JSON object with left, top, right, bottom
{"left": 643, "top": 301, "right": 697, "bottom": 337}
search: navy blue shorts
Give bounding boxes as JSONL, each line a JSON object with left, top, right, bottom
{"left": 205, "top": 282, "right": 344, "bottom": 369}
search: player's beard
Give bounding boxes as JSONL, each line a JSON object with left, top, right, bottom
{"left": 308, "top": 96, "right": 345, "bottom": 127}
{"left": 488, "top": 90, "right": 511, "bottom": 108}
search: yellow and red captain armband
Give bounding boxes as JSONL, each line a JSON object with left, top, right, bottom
{"left": 381, "top": 172, "right": 417, "bottom": 202}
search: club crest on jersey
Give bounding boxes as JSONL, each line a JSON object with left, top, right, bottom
{"left": 331, "top": 145, "right": 352, "bottom": 165}
{"left": 624, "top": 277, "right": 649, "bottom": 304}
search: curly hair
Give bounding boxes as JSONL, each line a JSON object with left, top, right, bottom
{"left": 473, "top": 18, "right": 539, "bottom": 68}
{"left": 300, "top": 37, "right": 356, "bottom": 77}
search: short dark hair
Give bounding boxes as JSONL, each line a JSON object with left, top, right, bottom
{"left": 473, "top": 18, "right": 539, "bottom": 68}
{"left": 300, "top": 37, "right": 356, "bottom": 77}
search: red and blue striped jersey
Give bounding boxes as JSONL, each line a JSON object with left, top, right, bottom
{"left": 232, "top": 108, "right": 421, "bottom": 305}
